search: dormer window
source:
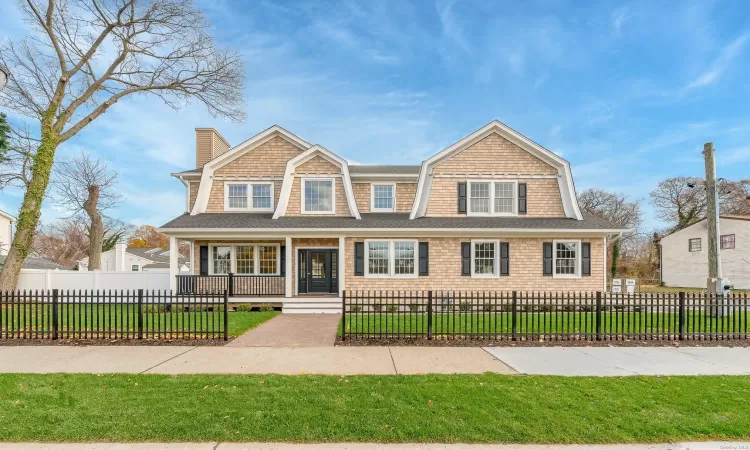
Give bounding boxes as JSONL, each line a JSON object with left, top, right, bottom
{"left": 371, "top": 183, "right": 395, "bottom": 212}
{"left": 468, "top": 181, "right": 517, "bottom": 216}
{"left": 302, "top": 178, "right": 335, "bottom": 214}
{"left": 225, "top": 182, "right": 274, "bottom": 211}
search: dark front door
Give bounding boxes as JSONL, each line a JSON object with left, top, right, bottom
{"left": 298, "top": 249, "right": 338, "bottom": 294}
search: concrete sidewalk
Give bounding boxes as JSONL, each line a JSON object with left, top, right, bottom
{"left": 0, "top": 442, "right": 744, "bottom": 449}
{"left": 0, "top": 345, "right": 749, "bottom": 376}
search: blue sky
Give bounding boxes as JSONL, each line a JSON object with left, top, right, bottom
{"left": 1, "top": 0, "right": 749, "bottom": 230}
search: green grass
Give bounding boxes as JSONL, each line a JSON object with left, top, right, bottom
{"left": 341, "top": 311, "right": 749, "bottom": 337}
{"left": 1, "top": 305, "right": 278, "bottom": 338}
{"left": 0, "top": 373, "right": 749, "bottom": 443}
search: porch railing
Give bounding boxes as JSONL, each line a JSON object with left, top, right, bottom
{"left": 176, "top": 274, "right": 285, "bottom": 297}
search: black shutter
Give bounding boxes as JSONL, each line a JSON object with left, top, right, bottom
{"left": 354, "top": 242, "right": 365, "bottom": 276}
{"left": 457, "top": 182, "right": 467, "bottom": 214}
{"left": 543, "top": 242, "right": 553, "bottom": 276}
{"left": 518, "top": 183, "right": 527, "bottom": 215}
{"left": 581, "top": 242, "right": 591, "bottom": 276}
{"left": 419, "top": 242, "right": 429, "bottom": 276}
{"left": 500, "top": 242, "right": 509, "bottom": 276}
{"left": 461, "top": 242, "right": 471, "bottom": 276}
{"left": 199, "top": 245, "right": 208, "bottom": 276}
{"left": 280, "top": 245, "right": 286, "bottom": 276}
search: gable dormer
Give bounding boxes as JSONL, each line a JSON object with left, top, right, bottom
{"left": 191, "top": 125, "right": 311, "bottom": 214}
{"left": 411, "top": 121, "right": 582, "bottom": 220}
{"left": 274, "top": 145, "right": 360, "bottom": 218}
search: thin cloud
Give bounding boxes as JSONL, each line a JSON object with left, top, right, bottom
{"left": 686, "top": 34, "right": 748, "bottom": 89}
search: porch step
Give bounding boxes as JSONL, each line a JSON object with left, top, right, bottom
{"left": 282, "top": 297, "right": 342, "bottom": 314}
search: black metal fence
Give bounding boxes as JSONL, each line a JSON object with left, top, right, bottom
{"left": 1, "top": 289, "right": 228, "bottom": 340}
{"left": 176, "top": 274, "right": 284, "bottom": 297}
{"left": 341, "top": 291, "right": 750, "bottom": 341}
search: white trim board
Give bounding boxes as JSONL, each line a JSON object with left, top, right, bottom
{"left": 409, "top": 121, "right": 584, "bottom": 221}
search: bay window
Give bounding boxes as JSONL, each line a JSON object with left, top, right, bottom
{"left": 210, "top": 244, "right": 280, "bottom": 275}
{"left": 302, "top": 178, "right": 335, "bottom": 214}
{"left": 365, "top": 240, "right": 417, "bottom": 278}
{"left": 225, "top": 182, "right": 274, "bottom": 211}
{"left": 468, "top": 181, "right": 517, "bottom": 216}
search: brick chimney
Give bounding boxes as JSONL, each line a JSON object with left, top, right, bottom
{"left": 195, "top": 128, "right": 231, "bottom": 168}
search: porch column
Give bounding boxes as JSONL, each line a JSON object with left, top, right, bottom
{"left": 285, "top": 236, "right": 292, "bottom": 298}
{"left": 169, "top": 236, "right": 178, "bottom": 292}
{"left": 338, "top": 236, "right": 345, "bottom": 297}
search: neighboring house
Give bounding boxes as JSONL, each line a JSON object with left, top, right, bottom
{"left": 0, "top": 255, "right": 68, "bottom": 270}
{"left": 0, "top": 209, "right": 15, "bottom": 256}
{"left": 78, "top": 242, "right": 190, "bottom": 272}
{"left": 160, "top": 121, "right": 627, "bottom": 312}
{"left": 660, "top": 215, "right": 750, "bottom": 289}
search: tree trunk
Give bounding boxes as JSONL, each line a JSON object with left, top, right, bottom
{"left": 0, "top": 113, "right": 59, "bottom": 291}
{"left": 84, "top": 185, "right": 103, "bottom": 271}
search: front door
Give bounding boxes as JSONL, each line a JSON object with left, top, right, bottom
{"left": 298, "top": 249, "right": 338, "bottom": 294}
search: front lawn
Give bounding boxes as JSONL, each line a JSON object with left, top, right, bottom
{"left": 228, "top": 310, "right": 278, "bottom": 336}
{"left": 1, "top": 373, "right": 749, "bottom": 443}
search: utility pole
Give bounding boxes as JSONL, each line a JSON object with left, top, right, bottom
{"left": 703, "top": 142, "right": 722, "bottom": 287}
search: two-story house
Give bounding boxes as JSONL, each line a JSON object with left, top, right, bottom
{"left": 160, "top": 121, "right": 627, "bottom": 312}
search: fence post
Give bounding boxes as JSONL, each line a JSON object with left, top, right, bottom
{"left": 228, "top": 272, "right": 234, "bottom": 297}
{"left": 679, "top": 291, "right": 686, "bottom": 341}
{"left": 427, "top": 291, "right": 433, "bottom": 340}
{"left": 137, "top": 289, "right": 144, "bottom": 340}
{"left": 511, "top": 291, "right": 517, "bottom": 341}
{"left": 341, "top": 291, "right": 346, "bottom": 341}
{"left": 51, "top": 289, "right": 59, "bottom": 341}
{"left": 596, "top": 291, "right": 602, "bottom": 341}
{"left": 223, "top": 290, "right": 229, "bottom": 341}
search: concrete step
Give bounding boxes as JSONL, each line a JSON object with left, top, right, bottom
{"left": 282, "top": 299, "right": 342, "bottom": 314}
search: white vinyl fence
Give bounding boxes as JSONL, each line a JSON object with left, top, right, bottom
{"left": 15, "top": 269, "right": 170, "bottom": 292}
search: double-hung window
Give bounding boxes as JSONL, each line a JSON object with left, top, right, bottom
{"left": 210, "top": 244, "right": 280, "bottom": 275}
{"left": 720, "top": 234, "right": 735, "bottom": 249}
{"left": 225, "top": 182, "right": 274, "bottom": 211}
{"left": 471, "top": 240, "right": 498, "bottom": 277}
{"left": 365, "top": 240, "right": 417, "bottom": 278}
{"left": 689, "top": 238, "right": 701, "bottom": 252}
{"left": 553, "top": 240, "right": 580, "bottom": 278}
{"left": 302, "top": 178, "right": 335, "bottom": 214}
{"left": 468, "top": 181, "right": 517, "bottom": 216}
{"left": 371, "top": 183, "right": 395, "bottom": 212}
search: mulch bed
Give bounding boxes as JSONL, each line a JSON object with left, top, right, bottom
{"left": 337, "top": 337, "right": 750, "bottom": 347}
{"left": 0, "top": 338, "right": 232, "bottom": 346}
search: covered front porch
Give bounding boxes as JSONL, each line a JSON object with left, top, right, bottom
{"left": 167, "top": 235, "right": 345, "bottom": 313}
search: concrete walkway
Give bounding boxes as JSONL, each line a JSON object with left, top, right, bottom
{"left": 0, "top": 442, "right": 743, "bottom": 449}
{"left": 227, "top": 314, "right": 341, "bottom": 347}
{"left": 1, "top": 345, "right": 749, "bottom": 375}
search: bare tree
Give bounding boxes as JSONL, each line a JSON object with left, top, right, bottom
{"left": 0, "top": 124, "right": 39, "bottom": 190}
{"left": 53, "top": 151, "right": 123, "bottom": 270}
{"left": 0, "top": 0, "right": 245, "bottom": 289}
{"left": 650, "top": 177, "right": 746, "bottom": 232}
{"left": 577, "top": 188, "right": 642, "bottom": 279}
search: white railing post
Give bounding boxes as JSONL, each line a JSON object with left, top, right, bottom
{"left": 169, "top": 236, "right": 178, "bottom": 293}
{"left": 285, "top": 237, "right": 292, "bottom": 298}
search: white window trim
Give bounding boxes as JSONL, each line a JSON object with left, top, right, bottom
{"left": 470, "top": 239, "right": 500, "bottom": 278}
{"left": 370, "top": 182, "right": 396, "bottom": 212}
{"left": 224, "top": 182, "right": 275, "bottom": 212}
{"left": 301, "top": 177, "right": 336, "bottom": 215}
{"left": 467, "top": 180, "right": 518, "bottom": 217}
{"left": 364, "top": 239, "right": 419, "bottom": 279}
{"left": 208, "top": 243, "right": 281, "bottom": 276}
{"left": 552, "top": 239, "right": 581, "bottom": 279}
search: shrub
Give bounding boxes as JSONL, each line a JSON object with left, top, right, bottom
{"left": 482, "top": 303, "right": 495, "bottom": 312}
{"left": 386, "top": 305, "right": 399, "bottom": 313}
{"left": 349, "top": 305, "right": 362, "bottom": 313}
{"left": 523, "top": 304, "right": 535, "bottom": 312}
{"left": 370, "top": 303, "right": 383, "bottom": 312}
{"left": 500, "top": 303, "right": 513, "bottom": 312}
{"left": 258, "top": 303, "right": 275, "bottom": 312}
{"left": 458, "top": 302, "right": 471, "bottom": 312}
{"left": 235, "top": 304, "right": 253, "bottom": 312}
{"left": 561, "top": 304, "right": 576, "bottom": 312}
{"left": 143, "top": 304, "right": 166, "bottom": 313}
{"left": 580, "top": 305, "right": 595, "bottom": 313}
{"left": 408, "top": 303, "right": 422, "bottom": 312}
{"left": 538, "top": 305, "right": 553, "bottom": 312}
